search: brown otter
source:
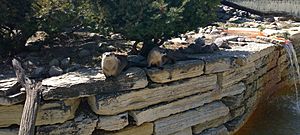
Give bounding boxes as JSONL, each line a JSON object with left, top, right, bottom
{"left": 101, "top": 52, "right": 128, "bottom": 78}
{"left": 147, "top": 47, "right": 201, "bottom": 69}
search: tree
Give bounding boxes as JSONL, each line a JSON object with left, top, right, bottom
{"left": 33, "top": 0, "right": 104, "bottom": 38}
{"left": 98, "top": 0, "right": 220, "bottom": 56}
{"left": 0, "top": 0, "right": 37, "bottom": 56}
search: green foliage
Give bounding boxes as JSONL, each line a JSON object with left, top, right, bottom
{"left": 0, "top": 0, "right": 37, "bottom": 55}
{"left": 0, "top": 0, "right": 219, "bottom": 56}
{"left": 33, "top": 0, "right": 103, "bottom": 36}
{"left": 98, "top": 0, "right": 220, "bottom": 42}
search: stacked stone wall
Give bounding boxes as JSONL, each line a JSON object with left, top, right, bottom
{"left": 0, "top": 42, "right": 293, "bottom": 135}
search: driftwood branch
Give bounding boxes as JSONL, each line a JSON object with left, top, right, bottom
{"left": 12, "top": 59, "right": 42, "bottom": 135}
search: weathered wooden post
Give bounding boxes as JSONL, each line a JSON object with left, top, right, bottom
{"left": 12, "top": 59, "right": 42, "bottom": 135}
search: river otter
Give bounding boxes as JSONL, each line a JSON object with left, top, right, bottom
{"left": 101, "top": 52, "right": 128, "bottom": 78}
{"left": 147, "top": 47, "right": 201, "bottom": 69}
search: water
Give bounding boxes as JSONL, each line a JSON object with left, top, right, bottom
{"left": 236, "top": 42, "right": 300, "bottom": 135}
{"left": 236, "top": 88, "right": 300, "bottom": 135}
{"left": 228, "top": 0, "right": 300, "bottom": 17}
{"left": 283, "top": 42, "right": 300, "bottom": 111}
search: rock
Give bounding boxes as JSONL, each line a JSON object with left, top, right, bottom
{"left": 210, "top": 29, "right": 221, "bottom": 35}
{"left": 61, "top": 57, "right": 71, "bottom": 67}
{"left": 49, "top": 59, "right": 60, "bottom": 66}
{"left": 111, "top": 34, "right": 122, "bottom": 40}
{"left": 264, "top": 17, "right": 275, "bottom": 22}
{"left": 0, "top": 99, "right": 80, "bottom": 127}
{"left": 194, "top": 37, "right": 205, "bottom": 46}
{"left": 192, "top": 115, "right": 230, "bottom": 134}
{"left": 250, "top": 14, "right": 263, "bottom": 21}
{"left": 221, "top": 32, "right": 228, "bottom": 36}
{"left": 169, "top": 38, "right": 188, "bottom": 44}
{"left": 0, "top": 77, "right": 19, "bottom": 96}
{"left": 230, "top": 107, "right": 246, "bottom": 120}
{"left": 214, "top": 38, "right": 231, "bottom": 49}
{"left": 65, "top": 64, "right": 81, "bottom": 72}
{"left": 127, "top": 55, "right": 146, "bottom": 64}
{"left": 198, "top": 28, "right": 205, "bottom": 33}
{"left": 145, "top": 60, "right": 205, "bottom": 83}
{"left": 79, "top": 49, "right": 91, "bottom": 58}
{"left": 49, "top": 66, "right": 63, "bottom": 76}
{"left": 154, "top": 102, "right": 229, "bottom": 135}
{"left": 170, "top": 127, "right": 192, "bottom": 135}
{"left": 204, "top": 57, "right": 233, "bottom": 74}
{"left": 106, "top": 45, "right": 118, "bottom": 52}
{"left": 96, "top": 123, "right": 153, "bottom": 135}
{"left": 0, "top": 92, "right": 25, "bottom": 105}
{"left": 237, "top": 37, "right": 246, "bottom": 42}
{"left": 276, "top": 17, "right": 290, "bottom": 21}
{"left": 233, "top": 43, "right": 275, "bottom": 66}
{"left": 42, "top": 67, "right": 148, "bottom": 100}
{"left": 32, "top": 67, "right": 45, "bottom": 78}
{"left": 205, "top": 29, "right": 212, "bottom": 34}
{"left": 88, "top": 75, "right": 217, "bottom": 115}
{"left": 97, "top": 113, "right": 129, "bottom": 131}
{"left": 129, "top": 83, "right": 242, "bottom": 126}
{"left": 221, "top": 94, "right": 244, "bottom": 110}
{"left": 228, "top": 17, "right": 242, "bottom": 23}
{"left": 0, "top": 127, "right": 18, "bottom": 135}
{"left": 36, "top": 109, "right": 98, "bottom": 135}
{"left": 218, "top": 63, "right": 255, "bottom": 87}
{"left": 198, "top": 125, "right": 229, "bottom": 135}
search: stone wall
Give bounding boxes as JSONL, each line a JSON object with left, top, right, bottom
{"left": 0, "top": 42, "right": 293, "bottom": 135}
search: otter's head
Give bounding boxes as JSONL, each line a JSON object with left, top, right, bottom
{"left": 102, "top": 52, "right": 117, "bottom": 60}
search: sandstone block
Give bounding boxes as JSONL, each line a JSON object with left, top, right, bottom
{"left": 97, "top": 113, "right": 128, "bottom": 131}
{"left": 154, "top": 102, "right": 229, "bottom": 135}
{"left": 277, "top": 54, "right": 288, "bottom": 65}
{"left": 0, "top": 77, "right": 24, "bottom": 105}
{"left": 96, "top": 123, "right": 153, "bottom": 135}
{"left": 0, "top": 92, "right": 25, "bottom": 105}
{"left": 36, "top": 110, "right": 98, "bottom": 135}
{"left": 0, "top": 77, "right": 18, "bottom": 96}
{"left": 146, "top": 60, "right": 204, "bottom": 83}
{"left": 192, "top": 115, "right": 230, "bottom": 134}
{"left": 229, "top": 107, "right": 246, "bottom": 120}
{"left": 233, "top": 43, "right": 275, "bottom": 66}
{"left": 170, "top": 127, "right": 192, "bottom": 135}
{"left": 0, "top": 128, "right": 18, "bottom": 135}
{"left": 204, "top": 58, "right": 233, "bottom": 74}
{"left": 257, "top": 66, "right": 281, "bottom": 89}
{"left": 218, "top": 63, "right": 255, "bottom": 87}
{"left": 88, "top": 75, "right": 217, "bottom": 115}
{"left": 254, "top": 49, "right": 279, "bottom": 70}
{"left": 130, "top": 83, "right": 244, "bottom": 125}
{"left": 221, "top": 93, "right": 244, "bottom": 110}
{"left": 197, "top": 125, "right": 229, "bottom": 135}
{"left": 42, "top": 67, "right": 148, "bottom": 100}
{"left": 0, "top": 99, "right": 80, "bottom": 127}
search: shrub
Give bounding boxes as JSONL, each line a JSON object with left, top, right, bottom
{"left": 33, "top": 0, "right": 103, "bottom": 37}
{"left": 98, "top": 0, "right": 220, "bottom": 56}
{"left": 0, "top": 0, "right": 103, "bottom": 55}
{"left": 0, "top": 0, "right": 37, "bottom": 55}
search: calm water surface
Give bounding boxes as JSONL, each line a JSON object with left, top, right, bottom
{"left": 236, "top": 88, "right": 300, "bottom": 135}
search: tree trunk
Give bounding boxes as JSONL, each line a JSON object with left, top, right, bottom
{"left": 128, "top": 41, "right": 139, "bottom": 55}
{"left": 18, "top": 83, "right": 41, "bottom": 135}
{"left": 12, "top": 59, "right": 42, "bottom": 135}
{"left": 140, "top": 40, "right": 157, "bottom": 57}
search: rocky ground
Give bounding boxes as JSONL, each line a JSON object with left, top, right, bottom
{"left": 1, "top": 5, "right": 299, "bottom": 80}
